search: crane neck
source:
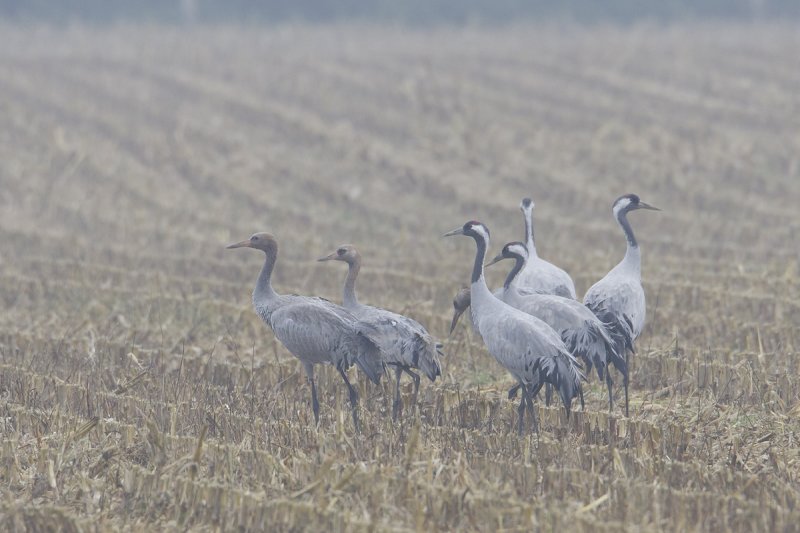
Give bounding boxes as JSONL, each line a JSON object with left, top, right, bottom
{"left": 616, "top": 209, "right": 638, "bottom": 249}
{"left": 503, "top": 254, "right": 526, "bottom": 291}
{"left": 469, "top": 233, "right": 494, "bottom": 303}
{"left": 253, "top": 246, "right": 278, "bottom": 303}
{"left": 616, "top": 209, "right": 641, "bottom": 275}
{"left": 342, "top": 257, "right": 361, "bottom": 308}
{"left": 523, "top": 208, "right": 539, "bottom": 258}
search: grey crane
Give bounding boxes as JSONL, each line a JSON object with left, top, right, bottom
{"left": 450, "top": 286, "right": 473, "bottom": 336}
{"left": 318, "top": 244, "right": 442, "bottom": 420}
{"left": 583, "top": 194, "right": 660, "bottom": 416}
{"left": 516, "top": 198, "right": 576, "bottom": 298}
{"left": 227, "top": 233, "right": 384, "bottom": 430}
{"left": 443, "top": 220, "right": 583, "bottom": 435}
{"left": 485, "top": 241, "right": 624, "bottom": 411}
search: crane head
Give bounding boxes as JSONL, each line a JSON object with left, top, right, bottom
{"left": 519, "top": 197, "right": 534, "bottom": 213}
{"left": 449, "top": 286, "right": 471, "bottom": 335}
{"left": 486, "top": 241, "right": 528, "bottom": 267}
{"left": 318, "top": 244, "right": 360, "bottom": 264}
{"left": 443, "top": 220, "right": 490, "bottom": 241}
{"left": 613, "top": 194, "right": 661, "bottom": 215}
{"left": 226, "top": 232, "right": 278, "bottom": 253}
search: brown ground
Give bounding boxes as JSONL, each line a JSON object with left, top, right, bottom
{"left": 0, "top": 23, "right": 798, "bottom": 531}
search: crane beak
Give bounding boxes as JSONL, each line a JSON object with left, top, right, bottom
{"left": 226, "top": 240, "right": 252, "bottom": 249}
{"left": 485, "top": 253, "right": 505, "bottom": 267}
{"left": 638, "top": 202, "right": 661, "bottom": 211}
{"left": 442, "top": 227, "right": 464, "bottom": 237}
{"left": 449, "top": 308, "right": 466, "bottom": 335}
{"left": 317, "top": 252, "right": 337, "bottom": 262}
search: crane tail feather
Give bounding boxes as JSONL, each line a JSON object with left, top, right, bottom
{"left": 354, "top": 331, "right": 384, "bottom": 384}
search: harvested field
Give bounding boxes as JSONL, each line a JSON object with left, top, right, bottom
{"left": 0, "top": 23, "right": 799, "bottom": 531}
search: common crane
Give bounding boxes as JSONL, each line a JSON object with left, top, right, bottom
{"left": 583, "top": 194, "right": 660, "bottom": 416}
{"left": 450, "top": 286, "right": 473, "bottom": 336}
{"left": 319, "top": 244, "right": 441, "bottom": 420}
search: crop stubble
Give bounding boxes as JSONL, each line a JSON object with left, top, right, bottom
{"left": 0, "top": 24, "right": 799, "bottom": 531}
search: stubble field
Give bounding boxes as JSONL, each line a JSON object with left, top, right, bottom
{"left": 0, "top": 23, "right": 799, "bottom": 531}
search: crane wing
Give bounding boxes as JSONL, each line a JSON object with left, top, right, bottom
{"left": 584, "top": 276, "right": 644, "bottom": 356}
{"left": 356, "top": 307, "right": 442, "bottom": 381}
{"left": 269, "top": 300, "right": 383, "bottom": 383}
{"left": 477, "top": 310, "right": 583, "bottom": 411}
{"left": 509, "top": 292, "right": 620, "bottom": 378}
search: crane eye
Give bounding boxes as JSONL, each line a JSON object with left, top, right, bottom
{"left": 337, "top": 248, "right": 346, "bottom": 255}
{"left": 251, "top": 235, "right": 259, "bottom": 241}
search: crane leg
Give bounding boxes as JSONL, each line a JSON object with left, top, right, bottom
{"left": 517, "top": 388, "right": 527, "bottom": 436}
{"left": 338, "top": 367, "right": 361, "bottom": 432}
{"left": 623, "top": 372, "right": 630, "bottom": 418}
{"left": 404, "top": 368, "right": 421, "bottom": 413}
{"left": 392, "top": 366, "right": 403, "bottom": 421}
{"left": 524, "top": 390, "right": 536, "bottom": 433}
{"left": 528, "top": 383, "right": 543, "bottom": 434}
{"left": 304, "top": 363, "right": 319, "bottom": 424}
{"left": 525, "top": 394, "right": 535, "bottom": 426}
{"left": 545, "top": 383, "right": 553, "bottom": 407}
{"left": 624, "top": 348, "right": 631, "bottom": 417}
{"left": 606, "top": 371, "right": 614, "bottom": 412}
{"left": 508, "top": 383, "right": 521, "bottom": 399}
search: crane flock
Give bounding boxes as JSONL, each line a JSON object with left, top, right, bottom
{"left": 228, "top": 193, "right": 658, "bottom": 434}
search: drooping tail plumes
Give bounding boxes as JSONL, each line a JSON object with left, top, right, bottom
{"left": 537, "top": 352, "right": 584, "bottom": 415}
{"left": 353, "top": 327, "right": 385, "bottom": 384}
{"left": 413, "top": 333, "right": 442, "bottom": 381}
{"left": 587, "top": 309, "right": 632, "bottom": 374}
{"left": 587, "top": 309, "right": 633, "bottom": 415}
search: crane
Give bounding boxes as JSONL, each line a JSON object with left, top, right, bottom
{"left": 450, "top": 286, "right": 473, "bottom": 336}
{"left": 319, "top": 244, "right": 441, "bottom": 420}
{"left": 583, "top": 194, "right": 660, "bottom": 416}
{"left": 516, "top": 198, "right": 576, "bottom": 298}
{"left": 227, "top": 233, "right": 384, "bottom": 430}
{"left": 444, "top": 221, "right": 583, "bottom": 434}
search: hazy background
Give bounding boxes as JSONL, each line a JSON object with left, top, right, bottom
{"left": 2, "top": 0, "right": 800, "bottom": 25}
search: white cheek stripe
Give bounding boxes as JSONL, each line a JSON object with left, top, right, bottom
{"left": 472, "top": 225, "right": 489, "bottom": 241}
{"left": 613, "top": 198, "right": 631, "bottom": 217}
{"left": 510, "top": 244, "right": 527, "bottom": 257}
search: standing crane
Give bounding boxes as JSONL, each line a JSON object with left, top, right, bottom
{"left": 516, "top": 198, "right": 576, "bottom": 298}
{"left": 444, "top": 221, "right": 583, "bottom": 434}
{"left": 318, "top": 244, "right": 442, "bottom": 420}
{"left": 583, "top": 194, "right": 660, "bottom": 416}
{"left": 227, "top": 233, "right": 384, "bottom": 430}
{"left": 485, "top": 241, "right": 624, "bottom": 411}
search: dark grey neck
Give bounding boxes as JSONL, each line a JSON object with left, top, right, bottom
{"left": 503, "top": 255, "right": 525, "bottom": 290}
{"left": 617, "top": 209, "right": 638, "bottom": 248}
{"left": 471, "top": 235, "right": 487, "bottom": 284}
